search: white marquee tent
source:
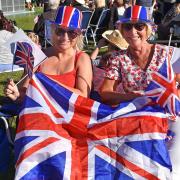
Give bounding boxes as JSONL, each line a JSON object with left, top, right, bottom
{"left": 0, "top": 0, "right": 25, "bottom": 15}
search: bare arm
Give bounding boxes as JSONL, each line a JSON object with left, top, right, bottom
{"left": 61, "top": 52, "right": 93, "bottom": 98}
{"left": 175, "top": 73, "right": 180, "bottom": 98}
{"left": 99, "top": 78, "right": 142, "bottom": 106}
{"left": 75, "top": 53, "right": 93, "bottom": 97}
{"left": 90, "top": 38, "right": 107, "bottom": 60}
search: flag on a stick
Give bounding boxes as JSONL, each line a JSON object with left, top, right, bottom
{"left": 14, "top": 41, "right": 34, "bottom": 78}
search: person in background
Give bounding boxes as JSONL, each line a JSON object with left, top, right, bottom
{"left": 135, "top": 0, "right": 156, "bottom": 20}
{"left": 27, "top": 32, "right": 41, "bottom": 48}
{"left": 109, "top": 0, "right": 127, "bottom": 29}
{"left": 33, "top": 0, "right": 60, "bottom": 47}
{"left": 158, "top": 0, "right": 180, "bottom": 40}
{"left": 90, "top": 29, "right": 128, "bottom": 100}
{"left": 71, "top": 0, "right": 90, "bottom": 11}
{"left": 94, "top": 0, "right": 107, "bottom": 8}
{"left": 59, "top": 0, "right": 72, "bottom": 6}
{"left": 90, "top": 29, "right": 128, "bottom": 68}
{"left": 0, "top": 12, "right": 16, "bottom": 72}
{"left": 5, "top": 6, "right": 92, "bottom": 102}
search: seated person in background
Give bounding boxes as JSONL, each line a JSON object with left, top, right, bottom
{"left": 0, "top": 10, "right": 16, "bottom": 33}
{"left": 135, "top": 0, "right": 156, "bottom": 20}
{"left": 90, "top": 29, "right": 128, "bottom": 69}
{"left": 109, "top": 0, "right": 127, "bottom": 30}
{"left": 158, "top": 1, "right": 180, "bottom": 40}
{"left": 5, "top": 6, "right": 93, "bottom": 103}
{"left": 71, "top": 0, "right": 90, "bottom": 11}
{"left": 33, "top": 0, "right": 60, "bottom": 47}
{"left": 94, "top": 0, "right": 107, "bottom": 8}
{"left": 0, "top": 15, "right": 16, "bottom": 72}
{"left": 90, "top": 29, "right": 128, "bottom": 99}
{"left": 27, "top": 32, "right": 41, "bottom": 48}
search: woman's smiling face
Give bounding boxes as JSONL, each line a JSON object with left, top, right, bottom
{"left": 121, "top": 23, "right": 148, "bottom": 48}
{"left": 51, "top": 24, "right": 79, "bottom": 50}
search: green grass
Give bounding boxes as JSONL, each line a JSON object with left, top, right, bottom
{"left": 7, "top": 7, "right": 43, "bottom": 31}
{"left": 0, "top": 71, "right": 23, "bottom": 102}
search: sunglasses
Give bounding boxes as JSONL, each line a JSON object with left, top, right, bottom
{"left": 55, "top": 28, "right": 80, "bottom": 39}
{"left": 122, "top": 23, "right": 146, "bottom": 31}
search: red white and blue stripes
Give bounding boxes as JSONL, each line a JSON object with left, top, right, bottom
{"left": 53, "top": 6, "right": 82, "bottom": 30}
{"left": 117, "top": 5, "right": 151, "bottom": 23}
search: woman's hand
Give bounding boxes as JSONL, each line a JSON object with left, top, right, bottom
{"left": 132, "top": 96, "right": 152, "bottom": 110}
{"left": 4, "top": 79, "right": 20, "bottom": 101}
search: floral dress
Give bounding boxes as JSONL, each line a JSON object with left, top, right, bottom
{"left": 105, "top": 44, "right": 171, "bottom": 94}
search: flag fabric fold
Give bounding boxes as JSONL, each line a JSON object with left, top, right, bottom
{"left": 145, "top": 47, "right": 180, "bottom": 119}
{"left": 15, "top": 72, "right": 172, "bottom": 180}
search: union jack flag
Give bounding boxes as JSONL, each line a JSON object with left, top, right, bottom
{"left": 14, "top": 41, "right": 34, "bottom": 78}
{"left": 145, "top": 47, "right": 180, "bottom": 119}
{"left": 15, "top": 72, "right": 172, "bottom": 180}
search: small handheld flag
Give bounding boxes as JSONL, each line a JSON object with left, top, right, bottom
{"left": 13, "top": 41, "right": 34, "bottom": 78}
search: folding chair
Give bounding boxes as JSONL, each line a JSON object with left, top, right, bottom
{"left": 44, "top": 20, "right": 53, "bottom": 48}
{"left": 0, "top": 112, "right": 14, "bottom": 145}
{"left": 88, "top": 8, "right": 111, "bottom": 46}
{"left": 81, "top": 10, "right": 94, "bottom": 45}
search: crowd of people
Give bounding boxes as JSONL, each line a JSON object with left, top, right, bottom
{"left": 0, "top": 0, "right": 180, "bottom": 179}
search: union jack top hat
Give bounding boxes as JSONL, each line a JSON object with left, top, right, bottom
{"left": 51, "top": 6, "right": 82, "bottom": 30}
{"left": 117, "top": 5, "right": 152, "bottom": 24}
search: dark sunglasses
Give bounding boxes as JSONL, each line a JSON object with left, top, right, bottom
{"left": 55, "top": 28, "right": 80, "bottom": 39}
{"left": 122, "top": 23, "right": 146, "bottom": 31}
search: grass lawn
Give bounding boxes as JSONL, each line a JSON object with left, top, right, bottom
{"left": 7, "top": 7, "right": 43, "bottom": 31}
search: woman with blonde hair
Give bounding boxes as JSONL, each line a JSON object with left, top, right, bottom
{"left": 5, "top": 6, "right": 93, "bottom": 102}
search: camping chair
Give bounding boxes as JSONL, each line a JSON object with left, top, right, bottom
{"left": 0, "top": 101, "right": 20, "bottom": 146}
{"left": 0, "top": 112, "right": 14, "bottom": 145}
{"left": 88, "top": 8, "right": 111, "bottom": 46}
{"left": 81, "top": 10, "right": 94, "bottom": 45}
{"left": 44, "top": 20, "right": 53, "bottom": 48}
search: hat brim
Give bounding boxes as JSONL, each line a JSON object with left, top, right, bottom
{"left": 102, "top": 30, "right": 128, "bottom": 50}
{"left": 117, "top": 18, "right": 152, "bottom": 24}
{"left": 49, "top": 21, "right": 82, "bottom": 31}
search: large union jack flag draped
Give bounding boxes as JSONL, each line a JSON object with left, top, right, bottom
{"left": 15, "top": 72, "right": 172, "bottom": 180}
{"left": 145, "top": 47, "right": 180, "bottom": 119}
{"left": 13, "top": 41, "right": 34, "bottom": 78}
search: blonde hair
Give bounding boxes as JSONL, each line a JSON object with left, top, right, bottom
{"left": 75, "top": 34, "right": 84, "bottom": 50}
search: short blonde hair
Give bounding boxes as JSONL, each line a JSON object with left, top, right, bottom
{"left": 75, "top": 34, "right": 84, "bottom": 50}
